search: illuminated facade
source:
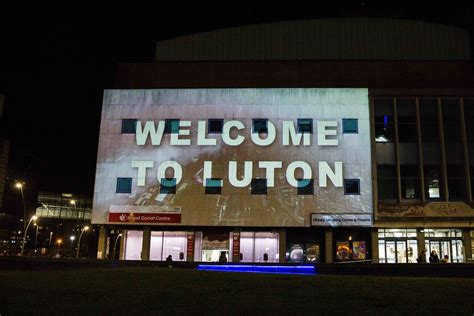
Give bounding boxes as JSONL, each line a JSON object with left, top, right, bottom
{"left": 93, "top": 18, "right": 474, "bottom": 263}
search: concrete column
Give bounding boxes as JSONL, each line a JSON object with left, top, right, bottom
{"left": 462, "top": 229, "right": 472, "bottom": 262}
{"left": 141, "top": 227, "right": 151, "bottom": 261}
{"left": 417, "top": 228, "right": 426, "bottom": 253}
{"left": 325, "top": 228, "right": 333, "bottom": 263}
{"left": 371, "top": 228, "right": 379, "bottom": 262}
{"left": 97, "top": 226, "right": 108, "bottom": 259}
{"left": 278, "top": 229, "right": 286, "bottom": 263}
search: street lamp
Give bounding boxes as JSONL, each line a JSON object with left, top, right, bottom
{"left": 20, "top": 215, "right": 37, "bottom": 256}
{"left": 15, "top": 182, "right": 27, "bottom": 239}
{"left": 70, "top": 236, "right": 76, "bottom": 255}
{"left": 113, "top": 233, "right": 122, "bottom": 260}
{"left": 33, "top": 223, "right": 39, "bottom": 256}
{"left": 76, "top": 226, "right": 89, "bottom": 259}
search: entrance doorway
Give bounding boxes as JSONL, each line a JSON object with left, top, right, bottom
{"left": 425, "top": 240, "right": 463, "bottom": 263}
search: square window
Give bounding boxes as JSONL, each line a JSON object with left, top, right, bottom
{"left": 297, "top": 119, "right": 313, "bottom": 134}
{"left": 344, "top": 179, "right": 360, "bottom": 195}
{"left": 164, "top": 119, "right": 180, "bottom": 134}
{"left": 121, "top": 119, "right": 137, "bottom": 134}
{"left": 160, "top": 178, "right": 176, "bottom": 194}
{"left": 342, "top": 119, "right": 358, "bottom": 134}
{"left": 208, "top": 119, "right": 224, "bottom": 134}
{"left": 251, "top": 178, "right": 267, "bottom": 195}
{"left": 252, "top": 119, "right": 268, "bottom": 133}
{"left": 205, "top": 178, "right": 222, "bottom": 194}
{"left": 116, "top": 178, "right": 132, "bottom": 193}
{"left": 297, "top": 179, "right": 314, "bottom": 195}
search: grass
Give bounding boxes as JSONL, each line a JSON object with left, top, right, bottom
{"left": 1, "top": 267, "right": 473, "bottom": 315}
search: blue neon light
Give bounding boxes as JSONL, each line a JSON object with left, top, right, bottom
{"left": 383, "top": 115, "right": 388, "bottom": 127}
{"left": 197, "top": 265, "right": 316, "bottom": 275}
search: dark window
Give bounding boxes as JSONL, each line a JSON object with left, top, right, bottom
{"left": 297, "top": 119, "right": 313, "bottom": 134}
{"left": 447, "top": 166, "right": 466, "bottom": 201}
{"left": 424, "top": 166, "right": 443, "bottom": 200}
{"left": 252, "top": 119, "right": 268, "bottom": 133}
{"left": 374, "top": 98, "right": 394, "bottom": 142}
{"left": 342, "top": 119, "right": 358, "bottom": 134}
{"left": 116, "top": 178, "right": 132, "bottom": 193}
{"left": 160, "top": 178, "right": 176, "bottom": 194}
{"left": 419, "top": 99, "right": 439, "bottom": 142}
{"left": 297, "top": 179, "right": 313, "bottom": 195}
{"left": 121, "top": 119, "right": 137, "bottom": 134}
{"left": 164, "top": 119, "right": 180, "bottom": 134}
{"left": 251, "top": 179, "right": 267, "bottom": 195}
{"left": 208, "top": 119, "right": 224, "bottom": 134}
{"left": 400, "top": 166, "right": 420, "bottom": 199}
{"left": 377, "top": 166, "right": 397, "bottom": 200}
{"left": 396, "top": 99, "right": 417, "bottom": 143}
{"left": 205, "top": 178, "right": 222, "bottom": 194}
{"left": 344, "top": 179, "right": 360, "bottom": 195}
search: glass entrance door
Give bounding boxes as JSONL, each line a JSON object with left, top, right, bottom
{"left": 386, "top": 241, "right": 396, "bottom": 263}
{"left": 396, "top": 241, "right": 406, "bottom": 263}
{"left": 426, "top": 240, "right": 464, "bottom": 263}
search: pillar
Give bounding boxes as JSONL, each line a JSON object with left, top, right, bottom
{"left": 417, "top": 228, "right": 426, "bottom": 253}
{"left": 97, "top": 226, "right": 108, "bottom": 259}
{"left": 462, "top": 229, "right": 472, "bottom": 262}
{"left": 371, "top": 228, "right": 379, "bottom": 262}
{"left": 325, "top": 228, "right": 333, "bottom": 263}
{"left": 119, "top": 230, "right": 126, "bottom": 260}
{"left": 278, "top": 229, "right": 286, "bottom": 263}
{"left": 232, "top": 228, "right": 241, "bottom": 263}
{"left": 141, "top": 227, "right": 151, "bottom": 261}
{"left": 186, "top": 231, "right": 194, "bottom": 262}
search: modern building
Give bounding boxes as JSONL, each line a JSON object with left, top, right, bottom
{"left": 34, "top": 191, "right": 94, "bottom": 257}
{"left": 93, "top": 18, "right": 474, "bottom": 263}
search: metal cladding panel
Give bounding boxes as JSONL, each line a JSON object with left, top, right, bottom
{"left": 155, "top": 18, "right": 470, "bottom": 61}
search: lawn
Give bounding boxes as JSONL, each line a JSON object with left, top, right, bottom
{"left": 1, "top": 267, "right": 473, "bottom": 315}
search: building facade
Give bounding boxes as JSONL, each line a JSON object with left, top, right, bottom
{"left": 93, "top": 18, "right": 474, "bottom": 263}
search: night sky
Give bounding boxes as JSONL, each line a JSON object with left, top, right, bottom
{"left": 1, "top": 3, "right": 473, "bottom": 195}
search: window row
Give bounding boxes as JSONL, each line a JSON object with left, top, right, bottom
{"left": 121, "top": 118, "right": 359, "bottom": 134}
{"left": 116, "top": 177, "right": 361, "bottom": 195}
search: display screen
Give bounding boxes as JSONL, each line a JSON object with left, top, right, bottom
{"left": 92, "top": 88, "right": 372, "bottom": 226}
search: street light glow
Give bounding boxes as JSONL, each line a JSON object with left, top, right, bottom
{"left": 70, "top": 236, "right": 76, "bottom": 241}
{"left": 15, "top": 182, "right": 23, "bottom": 189}
{"left": 32, "top": 215, "right": 37, "bottom": 221}
{"left": 57, "top": 239, "right": 62, "bottom": 244}
{"left": 70, "top": 200, "right": 76, "bottom": 205}
{"left": 84, "top": 226, "right": 90, "bottom": 231}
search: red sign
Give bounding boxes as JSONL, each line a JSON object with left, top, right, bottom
{"left": 109, "top": 213, "right": 181, "bottom": 223}
{"left": 186, "top": 232, "right": 194, "bottom": 259}
{"left": 232, "top": 231, "right": 240, "bottom": 260}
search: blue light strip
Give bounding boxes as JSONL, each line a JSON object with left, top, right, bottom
{"left": 197, "top": 265, "right": 316, "bottom": 275}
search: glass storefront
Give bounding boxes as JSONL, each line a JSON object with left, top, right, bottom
{"left": 378, "top": 229, "right": 417, "bottom": 263}
{"left": 150, "top": 231, "right": 187, "bottom": 261}
{"left": 240, "top": 232, "right": 279, "bottom": 263}
{"left": 424, "top": 229, "right": 463, "bottom": 263}
{"left": 124, "top": 230, "right": 143, "bottom": 260}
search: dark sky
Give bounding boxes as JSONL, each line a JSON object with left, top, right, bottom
{"left": 1, "top": 3, "right": 473, "bottom": 195}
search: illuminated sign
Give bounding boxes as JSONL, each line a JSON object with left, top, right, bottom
{"left": 93, "top": 88, "right": 372, "bottom": 227}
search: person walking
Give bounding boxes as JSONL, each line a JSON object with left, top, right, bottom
{"left": 429, "top": 250, "right": 440, "bottom": 263}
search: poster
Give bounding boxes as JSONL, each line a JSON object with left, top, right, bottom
{"left": 352, "top": 241, "right": 366, "bottom": 260}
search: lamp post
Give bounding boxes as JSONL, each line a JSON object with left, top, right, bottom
{"left": 76, "top": 226, "right": 89, "bottom": 259}
{"left": 56, "top": 239, "right": 62, "bottom": 256}
{"left": 70, "top": 236, "right": 76, "bottom": 256}
{"left": 33, "top": 223, "right": 39, "bottom": 256}
{"left": 20, "top": 215, "right": 37, "bottom": 256}
{"left": 15, "top": 182, "right": 27, "bottom": 238}
{"left": 113, "top": 233, "right": 122, "bottom": 260}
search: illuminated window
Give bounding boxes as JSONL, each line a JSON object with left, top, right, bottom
{"left": 160, "top": 178, "right": 176, "bottom": 194}
{"left": 121, "top": 119, "right": 137, "bottom": 134}
{"left": 205, "top": 178, "right": 222, "bottom": 194}
{"left": 208, "top": 119, "right": 224, "bottom": 134}
{"left": 164, "top": 119, "right": 180, "bottom": 134}
{"left": 252, "top": 119, "right": 268, "bottom": 133}
{"left": 297, "top": 119, "right": 313, "bottom": 134}
{"left": 297, "top": 179, "right": 313, "bottom": 195}
{"left": 342, "top": 119, "right": 358, "bottom": 134}
{"left": 344, "top": 179, "right": 360, "bottom": 195}
{"left": 251, "top": 179, "right": 267, "bottom": 195}
{"left": 116, "top": 178, "right": 132, "bottom": 194}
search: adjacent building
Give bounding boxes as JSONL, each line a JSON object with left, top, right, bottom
{"left": 93, "top": 18, "right": 474, "bottom": 263}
